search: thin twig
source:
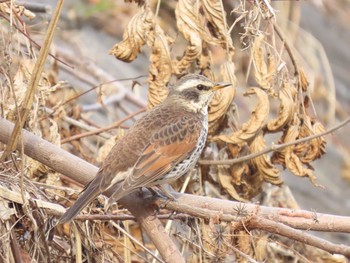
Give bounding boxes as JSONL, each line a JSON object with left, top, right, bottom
{"left": 43, "top": 107, "right": 112, "bottom": 140}
{"left": 61, "top": 108, "right": 146, "bottom": 144}
{"left": 200, "top": 117, "right": 350, "bottom": 165}
{"left": 60, "top": 75, "right": 146, "bottom": 109}
{"left": 273, "top": 23, "right": 298, "bottom": 77}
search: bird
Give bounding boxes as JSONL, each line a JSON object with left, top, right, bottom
{"left": 58, "top": 74, "right": 231, "bottom": 223}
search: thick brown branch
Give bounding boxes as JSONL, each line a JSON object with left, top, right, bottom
{"left": 167, "top": 192, "right": 350, "bottom": 233}
{"left": 0, "top": 118, "right": 185, "bottom": 263}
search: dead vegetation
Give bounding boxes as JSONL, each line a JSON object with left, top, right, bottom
{"left": 0, "top": 0, "right": 350, "bottom": 262}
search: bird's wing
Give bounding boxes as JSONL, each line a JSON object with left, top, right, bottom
{"left": 122, "top": 114, "right": 203, "bottom": 190}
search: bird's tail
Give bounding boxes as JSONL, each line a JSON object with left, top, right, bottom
{"left": 58, "top": 182, "right": 100, "bottom": 224}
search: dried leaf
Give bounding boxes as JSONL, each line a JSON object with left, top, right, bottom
{"left": 272, "top": 115, "right": 300, "bottom": 166}
{"left": 286, "top": 151, "right": 317, "bottom": 184}
{"left": 208, "top": 62, "right": 236, "bottom": 134}
{"left": 236, "top": 231, "right": 253, "bottom": 260}
{"left": 215, "top": 87, "right": 269, "bottom": 144}
{"left": 217, "top": 165, "right": 247, "bottom": 202}
{"left": 267, "top": 82, "right": 297, "bottom": 132}
{"left": 230, "top": 163, "right": 263, "bottom": 200}
{"left": 249, "top": 132, "right": 282, "bottom": 185}
{"left": 198, "top": 43, "right": 213, "bottom": 77}
{"left": 147, "top": 26, "right": 172, "bottom": 108}
{"left": 45, "top": 172, "right": 65, "bottom": 198}
{"left": 255, "top": 236, "right": 268, "bottom": 261}
{"left": 252, "top": 35, "right": 276, "bottom": 90}
{"left": 0, "top": 3, "right": 35, "bottom": 19}
{"left": 294, "top": 116, "right": 326, "bottom": 163}
{"left": 227, "top": 143, "right": 243, "bottom": 158}
{"left": 272, "top": 116, "right": 318, "bottom": 184}
{"left": 174, "top": 0, "right": 206, "bottom": 74}
{"left": 202, "top": 0, "right": 235, "bottom": 56}
{"left": 109, "top": 7, "right": 154, "bottom": 62}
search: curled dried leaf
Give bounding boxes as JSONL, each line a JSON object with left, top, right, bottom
{"left": 147, "top": 26, "right": 172, "bottom": 108}
{"left": 272, "top": 116, "right": 318, "bottom": 185}
{"left": 286, "top": 151, "right": 317, "bottom": 184}
{"left": 174, "top": 0, "right": 207, "bottom": 74}
{"left": 109, "top": 8, "right": 154, "bottom": 62}
{"left": 272, "top": 114, "right": 300, "bottom": 166}
{"left": 198, "top": 43, "right": 213, "bottom": 77}
{"left": 217, "top": 165, "right": 247, "bottom": 202}
{"left": 252, "top": 35, "right": 276, "bottom": 90}
{"left": 230, "top": 162, "right": 263, "bottom": 199}
{"left": 267, "top": 82, "right": 297, "bottom": 132}
{"left": 227, "top": 141, "right": 243, "bottom": 158}
{"left": 215, "top": 87, "right": 269, "bottom": 144}
{"left": 175, "top": 0, "right": 208, "bottom": 40}
{"left": 202, "top": 0, "right": 235, "bottom": 56}
{"left": 208, "top": 62, "right": 236, "bottom": 134}
{"left": 249, "top": 132, "right": 282, "bottom": 185}
{"left": 294, "top": 116, "right": 326, "bottom": 163}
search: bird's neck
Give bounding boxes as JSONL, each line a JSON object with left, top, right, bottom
{"left": 165, "top": 97, "right": 209, "bottom": 117}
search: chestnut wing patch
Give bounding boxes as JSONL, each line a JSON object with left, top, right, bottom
{"left": 123, "top": 114, "right": 203, "bottom": 189}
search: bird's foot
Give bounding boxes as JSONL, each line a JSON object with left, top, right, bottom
{"left": 147, "top": 185, "right": 177, "bottom": 201}
{"left": 157, "top": 185, "right": 176, "bottom": 201}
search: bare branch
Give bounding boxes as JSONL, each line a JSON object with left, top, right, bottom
{"left": 200, "top": 117, "right": 350, "bottom": 165}
{"left": 61, "top": 108, "right": 146, "bottom": 144}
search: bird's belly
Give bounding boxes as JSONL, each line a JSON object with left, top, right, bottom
{"left": 154, "top": 128, "right": 207, "bottom": 185}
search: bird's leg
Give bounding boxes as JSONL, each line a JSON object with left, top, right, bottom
{"left": 137, "top": 187, "right": 146, "bottom": 198}
{"left": 157, "top": 185, "right": 176, "bottom": 201}
{"left": 147, "top": 187, "right": 161, "bottom": 198}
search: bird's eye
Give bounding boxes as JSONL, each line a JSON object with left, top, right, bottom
{"left": 197, "top": 84, "right": 205, "bottom": 91}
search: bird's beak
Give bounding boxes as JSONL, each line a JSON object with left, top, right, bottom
{"left": 211, "top": 82, "right": 232, "bottom": 91}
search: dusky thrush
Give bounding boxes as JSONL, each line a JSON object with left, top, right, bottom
{"left": 59, "top": 74, "right": 230, "bottom": 223}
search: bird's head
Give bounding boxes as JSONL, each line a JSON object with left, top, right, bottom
{"left": 168, "top": 74, "right": 231, "bottom": 114}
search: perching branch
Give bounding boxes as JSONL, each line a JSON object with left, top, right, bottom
{"left": 1, "top": 117, "right": 350, "bottom": 258}
{"left": 0, "top": 117, "right": 185, "bottom": 263}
